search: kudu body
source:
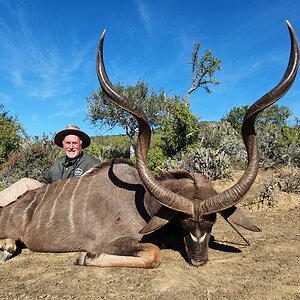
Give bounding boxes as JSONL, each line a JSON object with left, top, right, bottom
{"left": 0, "top": 21, "right": 299, "bottom": 268}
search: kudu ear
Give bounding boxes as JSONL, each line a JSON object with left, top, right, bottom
{"left": 139, "top": 206, "right": 174, "bottom": 235}
{"left": 219, "top": 206, "right": 261, "bottom": 232}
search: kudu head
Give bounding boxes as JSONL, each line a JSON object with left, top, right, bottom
{"left": 96, "top": 21, "right": 299, "bottom": 267}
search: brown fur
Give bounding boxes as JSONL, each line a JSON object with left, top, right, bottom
{"left": 0, "top": 159, "right": 216, "bottom": 267}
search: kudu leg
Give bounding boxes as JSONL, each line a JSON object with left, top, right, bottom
{"left": 76, "top": 242, "right": 161, "bottom": 269}
{"left": 0, "top": 238, "right": 17, "bottom": 262}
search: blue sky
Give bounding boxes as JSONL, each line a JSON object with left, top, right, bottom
{"left": 0, "top": 0, "right": 300, "bottom": 138}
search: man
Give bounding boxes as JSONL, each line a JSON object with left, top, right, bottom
{"left": 43, "top": 124, "right": 98, "bottom": 183}
{"left": 0, "top": 124, "right": 98, "bottom": 206}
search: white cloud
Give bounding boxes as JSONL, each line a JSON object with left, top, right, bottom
{"left": 0, "top": 1, "right": 93, "bottom": 101}
{"left": 136, "top": 0, "right": 152, "bottom": 35}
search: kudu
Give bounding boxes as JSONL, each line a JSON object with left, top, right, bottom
{"left": 0, "top": 21, "right": 299, "bottom": 268}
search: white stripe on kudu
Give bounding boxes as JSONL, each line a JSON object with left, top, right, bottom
{"left": 22, "top": 192, "right": 39, "bottom": 231}
{"left": 35, "top": 184, "right": 50, "bottom": 230}
{"left": 68, "top": 177, "right": 82, "bottom": 232}
{"left": 48, "top": 180, "right": 69, "bottom": 227}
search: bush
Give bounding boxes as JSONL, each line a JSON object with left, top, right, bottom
{"left": 257, "top": 124, "right": 300, "bottom": 169}
{"left": 257, "top": 168, "right": 300, "bottom": 210}
{"left": 0, "top": 135, "right": 61, "bottom": 189}
{"left": 159, "top": 102, "right": 200, "bottom": 157}
{"left": 159, "top": 146, "right": 232, "bottom": 181}
{"left": 0, "top": 105, "right": 26, "bottom": 165}
{"left": 182, "top": 147, "right": 232, "bottom": 180}
{"left": 147, "top": 146, "right": 167, "bottom": 174}
{"left": 197, "top": 121, "right": 247, "bottom": 169}
{"left": 273, "top": 168, "right": 300, "bottom": 194}
{"left": 87, "top": 135, "right": 130, "bottom": 161}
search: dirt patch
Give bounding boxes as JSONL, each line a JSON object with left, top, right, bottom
{"left": 1, "top": 170, "right": 299, "bottom": 299}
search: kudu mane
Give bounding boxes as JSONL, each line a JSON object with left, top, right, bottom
{"left": 156, "top": 170, "right": 195, "bottom": 182}
{"left": 82, "top": 158, "right": 134, "bottom": 176}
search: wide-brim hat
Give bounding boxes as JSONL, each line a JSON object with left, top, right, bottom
{"left": 54, "top": 124, "right": 91, "bottom": 148}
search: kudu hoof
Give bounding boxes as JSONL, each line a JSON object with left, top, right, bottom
{"left": 0, "top": 239, "right": 17, "bottom": 262}
{"left": 2, "top": 249, "right": 13, "bottom": 262}
{"left": 75, "top": 252, "right": 88, "bottom": 266}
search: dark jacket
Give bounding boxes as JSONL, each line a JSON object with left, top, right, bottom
{"left": 42, "top": 152, "right": 99, "bottom": 184}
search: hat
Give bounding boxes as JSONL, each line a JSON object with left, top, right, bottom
{"left": 54, "top": 124, "right": 91, "bottom": 148}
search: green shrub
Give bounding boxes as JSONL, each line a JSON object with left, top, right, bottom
{"left": 0, "top": 135, "right": 61, "bottom": 189}
{"left": 257, "top": 124, "right": 300, "bottom": 169}
{"left": 87, "top": 135, "right": 130, "bottom": 161}
{"left": 159, "top": 146, "right": 232, "bottom": 181}
{"left": 147, "top": 146, "right": 167, "bottom": 174}
{"left": 0, "top": 105, "right": 26, "bottom": 165}
{"left": 159, "top": 102, "right": 200, "bottom": 157}
{"left": 197, "top": 121, "right": 247, "bottom": 169}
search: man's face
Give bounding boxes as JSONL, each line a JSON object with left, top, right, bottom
{"left": 62, "top": 135, "right": 82, "bottom": 159}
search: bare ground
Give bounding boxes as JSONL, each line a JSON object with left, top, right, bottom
{"left": 0, "top": 170, "right": 299, "bottom": 300}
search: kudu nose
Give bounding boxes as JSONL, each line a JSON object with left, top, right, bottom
{"left": 190, "top": 259, "right": 208, "bottom": 267}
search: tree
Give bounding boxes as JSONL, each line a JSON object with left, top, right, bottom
{"left": 0, "top": 104, "right": 26, "bottom": 165}
{"left": 221, "top": 104, "right": 293, "bottom": 131}
{"left": 257, "top": 105, "right": 292, "bottom": 126}
{"left": 221, "top": 105, "right": 248, "bottom": 131}
{"left": 159, "top": 101, "right": 200, "bottom": 157}
{"left": 86, "top": 81, "right": 173, "bottom": 158}
{"left": 185, "top": 40, "right": 222, "bottom": 106}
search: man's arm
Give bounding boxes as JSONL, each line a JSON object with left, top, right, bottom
{"left": 42, "top": 168, "right": 53, "bottom": 184}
